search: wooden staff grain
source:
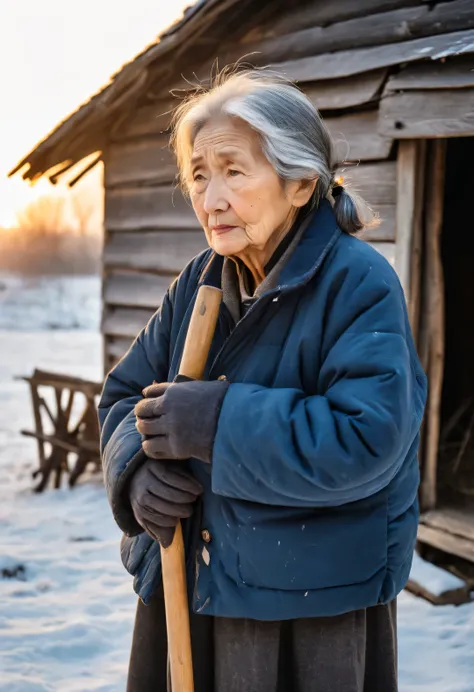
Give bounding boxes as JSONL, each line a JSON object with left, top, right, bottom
{"left": 161, "top": 284, "right": 223, "bottom": 692}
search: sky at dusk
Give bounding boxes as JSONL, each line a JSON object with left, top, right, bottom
{"left": 0, "top": 0, "right": 191, "bottom": 228}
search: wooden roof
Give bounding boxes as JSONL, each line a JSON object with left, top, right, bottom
{"left": 9, "top": 0, "right": 474, "bottom": 185}
{"left": 8, "top": 0, "right": 262, "bottom": 184}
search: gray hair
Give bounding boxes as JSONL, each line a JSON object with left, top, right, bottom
{"left": 171, "top": 69, "right": 375, "bottom": 234}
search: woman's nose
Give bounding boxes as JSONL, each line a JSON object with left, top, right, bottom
{"left": 203, "top": 178, "right": 229, "bottom": 215}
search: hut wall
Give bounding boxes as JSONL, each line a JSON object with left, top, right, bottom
{"left": 102, "top": 0, "right": 474, "bottom": 370}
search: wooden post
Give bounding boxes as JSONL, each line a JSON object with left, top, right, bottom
{"left": 408, "top": 140, "right": 427, "bottom": 344}
{"left": 395, "top": 140, "right": 427, "bottom": 341}
{"left": 161, "top": 285, "right": 222, "bottom": 692}
{"left": 395, "top": 140, "right": 418, "bottom": 297}
{"left": 420, "top": 139, "right": 447, "bottom": 511}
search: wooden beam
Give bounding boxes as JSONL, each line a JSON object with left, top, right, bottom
{"left": 304, "top": 70, "right": 388, "bottom": 111}
{"left": 421, "top": 507, "right": 474, "bottom": 543}
{"left": 326, "top": 110, "right": 393, "bottom": 162}
{"left": 105, "top": 137, "right": 177, "bottom": 187}
{"left": 103, "top": 307, "right": 155, "bottom": 338}
{"left": 395, "top": 140, "right": 418, "bottom": 295}
{"left": 387, "top": 55, "right": 474, "bottom": 91}
{"left": 227, "top": 0, "right": 474, "bottom": 65}
{"left": 271, "top": 29, "right": 474, "bottom": 82}
{"left": 104, "top": 231, "right": 207, "bottom": 274}
{"left": 379, "top": 88, "right": 474, "bottom": 138}
{"left": 104, "top": 271, "right": 173, "bottom": 309}
{"left": 409, "top": 141, "right": 426, "bottom": 343}
{"left": 112, "top": 100, "right": 175, "bottom": 139}
{"left": 105, "top": 185, "right": 199, "bottom": 231}
{"left": 19, "top": 370, "right": 102, "bottom": 396}
{"left": 406, "top": 552, "right": 471, "bottom": 605}
{"left": 406, "top": 577, "right": 471, "bottom": 606}
{"left": 250, "top": 0, "right": 425, "bottom": 37}
{"left": 420, "top": 140, "right": 447, "bottom": 512}
{"left": 417, "top": 524, "right": 474, "bottom": 563}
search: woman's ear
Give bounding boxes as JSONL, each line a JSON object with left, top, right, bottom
{"left": 287, "top": 178, "right": 318, "bottom": 208}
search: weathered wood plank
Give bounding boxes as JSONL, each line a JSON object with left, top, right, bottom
{"left": 421, "top": 507, "right": 474, "bottom": 543}
{"left": 105, "top": 336, "right": 134, "bottom": 361}
{"left": 105, "top": 137, "right": 177, "bottom": 187}
{"left": 337, "top": 162, "right": 397, "bottom": 243}
{"left": 103, "top": 307, "right": 156, "bottom": 338}
{"left": 241, "top": 1, "right": 422, "bottom": 40}
{"left": 379, "top": 88, "right": 474, "bottom": 138}
{"left": 104, "top": 271, "right": 173, "bottom": 308}
{"left": 104, "top": 231, "right": 207, "bottom": 274}
{"left": 406, "top": 577, "right": 471, "bottom": 606}
{"left": 406, "top": 552, "right": 471, "bottom": 605}
{"left": 409, "top": 141, "right": 426, "bottom": 342}
{"left": 420, "top": 140, "right": 446, "bottom": 512}
{"left": 230, "top": 0, "right": 474, "bottom": 65}
{"left": 105, "top": 185, "right": 199, "bottom": 231}
{"left": 125, "top": 69, "right": 387, "bottom": 142}
{"left": 326, "top": 111, "right": 393, "bottom": 162}
{"left": 105, "top": 163, "right": 396, "bottom": 238}
{"left": 417, "top": 524, "right": 474, "bottom": 563}
{"left": 272, "top": 29, "right": 474, "bottom": 82}
{"left": 387, "top": 55, "right": 474, "bottom": 91}
{"left": 113, "top": 100, "right": 176, "bottom": 139}
{"left": 395, "top": 140, "right": 418, "bottom": 295}
{"left": 126, "top": 71, "right": 389, "bottom": 139}
{"left": 304, "top": 70, "right": 388, "bottom": 111}
{"left": 338, "top": 161, "right": 397, "bottom": 207}
{"left": 359, "top": 204, "right": 395, "bottom": 243}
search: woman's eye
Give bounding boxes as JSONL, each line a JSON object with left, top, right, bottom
{"left": 193, "top": 173, "right": 205, "bottom": 182}
{"left": 228, "top": 169, "right": 241, "bottom": 177}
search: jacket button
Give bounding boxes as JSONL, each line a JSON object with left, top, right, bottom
{"left": 201, "top": 529, "right": 212, "bottom": 543}
{"left": 217, "top": 375, "right": 227, "bottom": 381}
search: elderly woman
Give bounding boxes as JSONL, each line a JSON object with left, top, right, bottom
{"left": 99, "top": 70, "right": 427, "bottom": 692}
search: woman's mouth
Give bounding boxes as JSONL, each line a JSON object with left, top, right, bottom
{"left": 210, "top": 225, "right": 236, "bottom": 235}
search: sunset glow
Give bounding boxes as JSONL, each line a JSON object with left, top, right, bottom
{"left": 0, "top": 0, "right": 191, "bottom": 229}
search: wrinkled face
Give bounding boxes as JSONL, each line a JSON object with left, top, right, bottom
{"left": 188, "top": 116, "right": 305, "bottom": 257}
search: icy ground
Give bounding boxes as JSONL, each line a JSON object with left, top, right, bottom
{"left": 1, "top": 275, "right": 474, "bottom": 691}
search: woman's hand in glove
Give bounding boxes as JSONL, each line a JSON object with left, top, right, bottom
{"left": 128, "top": 457, "right": 203, "bottom": 548}
{"left": 134, "top": 379, "right": 229, "bottom": 463}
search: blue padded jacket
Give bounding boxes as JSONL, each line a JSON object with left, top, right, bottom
{"left": 98, "top": 200, "right": 427, "bottom": 619}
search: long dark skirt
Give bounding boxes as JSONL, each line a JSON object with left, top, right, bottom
{"left": 126, "top": 590, "right": 397, "bottom": 692}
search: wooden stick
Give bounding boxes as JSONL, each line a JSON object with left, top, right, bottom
{"left": 160, "top": 284, "right": 222, "bottom": 692}
{"left": 178, "top": 286, "right": 223, "bottom": 381}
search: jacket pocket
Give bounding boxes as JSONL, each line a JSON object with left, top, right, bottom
{"left": 233, "top": 491, "right": 388, "bottom": 592}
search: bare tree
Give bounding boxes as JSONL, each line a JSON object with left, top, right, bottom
{"left": 16, "top": 195, "right": 70, "bottom": 235}
{"left": 71, "top": 189, "right": 97, "bottom": 236}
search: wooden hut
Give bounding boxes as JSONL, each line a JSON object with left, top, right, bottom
{"left": 10, "top": 0, "right": 474, "bottom": 562}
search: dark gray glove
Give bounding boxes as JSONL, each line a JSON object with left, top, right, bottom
{"left": 135, "top": 379, "right": 229, "bottom": 463}
{"left": 128, "top": 457, "right": 203, "bottom": 548}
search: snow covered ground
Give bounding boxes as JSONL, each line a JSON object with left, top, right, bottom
{"left": 1, "top": 274, "right": 473, "bottom": 691}
{"left": 0, "top": 274, "right": 100, "bottom": 331}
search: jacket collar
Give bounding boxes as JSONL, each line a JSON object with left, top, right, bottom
{"left": 200, "top": 199, "right": 341, "bottom": 294}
